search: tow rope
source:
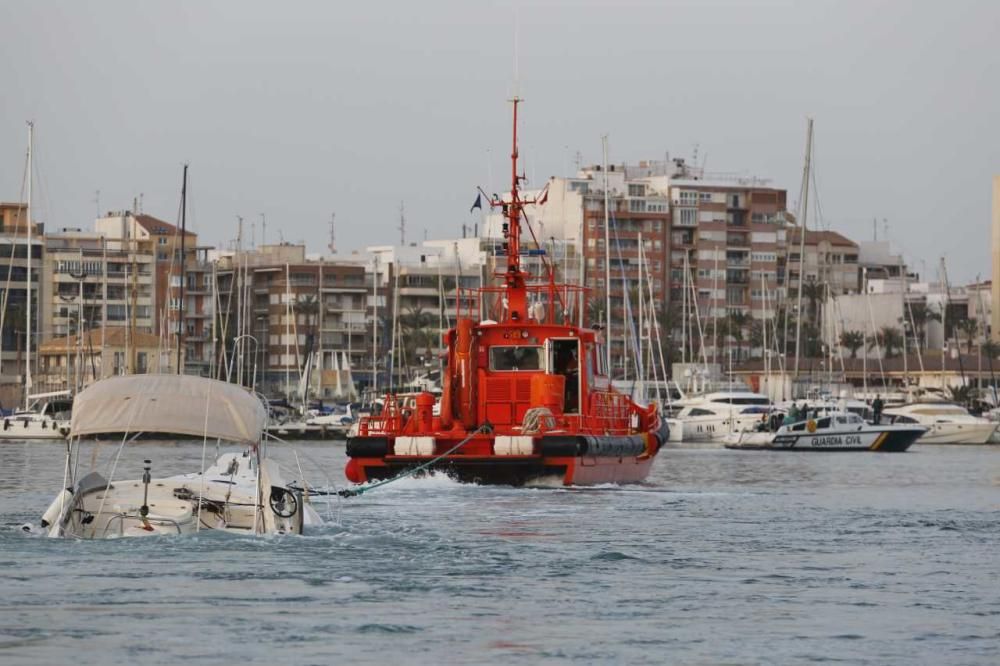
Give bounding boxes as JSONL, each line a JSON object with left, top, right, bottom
{"left": 338, "top": 422, "right": 492, "bottom": 498}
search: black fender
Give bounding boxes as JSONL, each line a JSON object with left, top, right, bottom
{"left": 346, "top": 436, "right": 391, "bottom": 458}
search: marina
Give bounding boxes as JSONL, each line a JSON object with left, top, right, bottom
{"left": 2, "top": 2, "right": 1000, "bottom": 663}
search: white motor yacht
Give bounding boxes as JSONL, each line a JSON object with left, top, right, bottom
{"left": 666, "top": 390, "right": 772, "bottom": 443}
{"left": 882, "top": 402, "right": 998, "bottom": 444}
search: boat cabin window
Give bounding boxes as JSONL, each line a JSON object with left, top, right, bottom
{"left": 711, "top": 396, "right": 770, "bottom": 406}
{"left": 815, "top": 417, "right": 831, "bottom": 429}
{"left": 490, "top": 345, "right": 543, "bottom": 371}
{"left": 688, "top": 408, "right": 715, "bottom": 416}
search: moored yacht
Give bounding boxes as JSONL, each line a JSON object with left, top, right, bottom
{"left": 882, "top": 402, "right": 998, "bottom": 444}
{"left": 666, "top": 389, "right": 771, "bottom": 443}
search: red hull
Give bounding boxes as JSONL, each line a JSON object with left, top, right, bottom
{"left": 346, "top": 452, "right": 656, "bottom": 487}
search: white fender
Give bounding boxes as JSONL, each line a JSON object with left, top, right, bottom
{"left": 40, "top": 489, "right": 72, "bottom": 528}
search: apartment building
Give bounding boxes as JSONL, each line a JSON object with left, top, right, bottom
{"left": 0, "top": 202, "right": 42, "bottom": 394}
{"left": 367, "top": 241, "right": 484, "bottom": 386}
{"left": 94, "top": 211, "right": 214, "bottom": 374}
{"left": 39, "top": 229, "right": 156, "bottom": 344}
{"left": 216, "top": 243, "right": 369, "bottom": 399}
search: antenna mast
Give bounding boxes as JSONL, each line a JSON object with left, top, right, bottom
{"left": 328, "top": 213, "right": 336, "bottom": 254}
{"left": 177, "top": 163, "right": 188, "bottom": 374}
{"left": 398, "top": 202, "right": 405, "bottom": 246}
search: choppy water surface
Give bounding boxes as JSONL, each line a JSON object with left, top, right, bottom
{"left": 1, "top": 441, "right": 999, "bottom": 665}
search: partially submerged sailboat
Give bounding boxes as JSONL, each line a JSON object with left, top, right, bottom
{"left": 344, "top": 99, "right": 667, "bottom": 486}
{"left": 34, "top": 374, "right": 320, "bottom": 538}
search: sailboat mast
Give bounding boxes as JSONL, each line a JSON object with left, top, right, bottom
{"left": 793, "top": 118, "right": 813, "bottom": 387}
{"left": 602, "top": 134, "right": 611, "bottom": 376}
{"left": 177, "top": 163, "right": 188, "bottom": 374}
{"left": 372, "top": 254, "right": 378, "bottom": 398}
{"left": 24, "top": 121, "right": 33, "bottom": 410}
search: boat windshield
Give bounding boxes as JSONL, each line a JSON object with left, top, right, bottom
{"left": 911, "top": 407, "right": 968, "bottom": 416}
{"left": 490, "top": 345, "right": 543, "bottom": 371}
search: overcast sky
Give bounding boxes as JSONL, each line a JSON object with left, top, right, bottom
{"left": 1, "top": 1, "right": 997, "bottom": 282}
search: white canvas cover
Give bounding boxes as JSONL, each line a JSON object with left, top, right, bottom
{"left": 70, "top": 375, "right": 267, "bottom": 443}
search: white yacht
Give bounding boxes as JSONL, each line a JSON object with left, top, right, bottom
{"left": 0, "top": 401, "right": 69, "bottom": 440}
{"left": 724, "top": 411, "right": 926, "bottom": 452}
{"left": 882, "top": 402, "right": 998, "bottom": 444}
{"left": 666, "top": 389, "right": 772, "bottom": 443}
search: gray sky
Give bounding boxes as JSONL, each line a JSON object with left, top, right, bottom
{"left": 2, "top": 1, "right": 998, "bottom": 282}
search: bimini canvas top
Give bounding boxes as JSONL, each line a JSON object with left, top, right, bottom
{"left": 70, "top": 374, "right": 268, "bottom": 444}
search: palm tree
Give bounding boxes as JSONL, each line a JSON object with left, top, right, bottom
{"left": 586, "top": 298, "right": 606, "bottom": 329}
{"left": 981, "top": 340, "right": 1000, "bottom": 359}
{"left": 839, "top": 330, "right": 865, "bottom": 358}
{"left": 399, "top": 306, "right": 437, "bottom": 377}
{"left": 906, "top": 302, "right": 940, "bottom": 349}
{"left": 726, "top": 311, "right": 751, "bottom": 361}
{"left": 956, "top": 317, "right": 979, "bottom": 353}
{"left": 869, "top": 325, "right": 904, "bottom": 358}
{"left": 947, "top": 384, "right": 974, "bottom": 407}
{"left": 293, "top": 294, "right": 321, "bottom": 357}
{"left": 800, "top": 280, "right": 826, "bottom": 325}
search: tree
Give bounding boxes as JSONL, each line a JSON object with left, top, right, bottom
{"left": 981, "top": 340, "right": 1000, "bottom": 359}
{"left": 840, "top": 330, "right": 865, "bottom": 359}
{"left": 293, "top": 293, "right": 321, "bottom": 356}
{"left": 947, "top": 384, "right": 974, "bottom": 407}
{"left": 956, "top": 317, "right": 979, "bottom": 353}
{"left": 906, "top": 302, "right": 940, "bottom": 349}
{"left": 726, "top": 311, "right": 751, "bottom": 361}
{"left": 800, "top": 280, "right": 826, "bottom": 325}
{"left": 869, "top": 325, "right": 904, "bottom": 358}
{"left": 399, "top": 306, "right": 438, "bottom": 377}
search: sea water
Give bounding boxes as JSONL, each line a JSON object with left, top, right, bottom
{"left": 1, "top": 440, "right": 999, "bottom": 665}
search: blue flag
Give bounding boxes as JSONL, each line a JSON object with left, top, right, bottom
{"left": 469, "top": 193, "right": 482, "bottom": 213}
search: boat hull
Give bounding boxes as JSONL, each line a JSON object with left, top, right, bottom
{"left": 0, "top": 416, "right": 68, "bottom": 440}
{"left": 916, "top": 422, "right": 997, "bottom": 445}
{"left": 725, "top": 427, "right": 923, "bottom": 452}
{"left": 346, "top": 431, "right": 663, "bottom": 486}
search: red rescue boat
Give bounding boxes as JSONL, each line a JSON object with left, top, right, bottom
{"left": 345, "top": 98, "right": 668, "bottom": 486}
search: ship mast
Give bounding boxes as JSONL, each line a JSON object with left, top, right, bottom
{"left": 493, "top": 97, "right": 533, "bottom": 323}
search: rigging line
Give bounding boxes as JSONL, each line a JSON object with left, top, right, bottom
{"left": 810, "top": 162, "right": 827, "bottom": 232}
{"left": 519, "top": 208, "right": 567, "bottom": 319}
{"left": 608, "top": 208, "right": 642, "bottom": 383}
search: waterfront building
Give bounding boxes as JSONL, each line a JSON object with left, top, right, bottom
{"left": 0, "top": 202, "right": 42, "bottom": 405}
{"left": 94, "top": 211, "right": 213, "bottom": 375}
{"left": 34, "top": 327, "right": 176, "bottom": 394}
{"left": 215, "top": 243, "right": 369, "bottom": 399}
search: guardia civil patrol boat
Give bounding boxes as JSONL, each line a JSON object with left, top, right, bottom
{"left": 724, "top": 410, "right": 926, "bottom": 452}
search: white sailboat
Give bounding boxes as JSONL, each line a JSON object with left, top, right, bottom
{"left": 1, "top": 122, "right": 68, "bottom": 441}
{"left": 32, "top": 374, "right": 322, "bottom": 538}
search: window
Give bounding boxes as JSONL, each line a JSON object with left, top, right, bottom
{"left": 629, "top": 199, "right": 646, "bottom": 213}
{"left": 628, "top": 183, "right": 645, "bottom": 197}
{"left": 676, "top": 208, "right": 696, "bottom": 226}
{"left": 678, "top": 191, "right": 699, "bottom": 205}
{"left": 489, "top": 345, "right": 542, "bottom": 371}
